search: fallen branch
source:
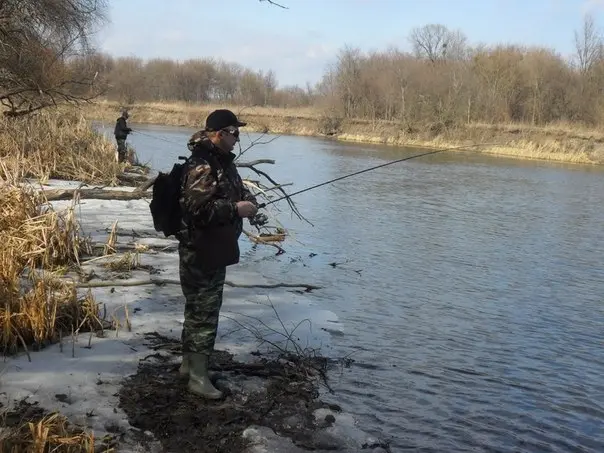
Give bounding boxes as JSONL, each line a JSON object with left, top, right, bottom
{"left": 43, "top": 188, "right": 148, "bottom": 201}
{"left": 132, "top": 159, "right": 277, "bottom": 194}
{"left": 244, "top": 163, "right": 312, "bottom": 226}
{"left": 89, "top": 242, "right": 177, "bottom": 254}
{"left": 236, "top": 159, "right": 276, "bottom": 168}
{"left": 243, "top": 229, "right": 285, "bottom": 255}
{"left": 118, "top": 172, "right": 149, "bottom": 186}
{"left": 135, "top": 177, "right": 155, "bottom": 193}
{"left": 72, "top": 278, "right": 321, "bottom": 292}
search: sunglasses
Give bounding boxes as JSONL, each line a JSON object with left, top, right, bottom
{"left": 221, "top": 127, "right": 239, "bottom": 139}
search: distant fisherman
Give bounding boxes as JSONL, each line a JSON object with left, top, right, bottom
{"left": 114, "top": 109, "right": 132, "bottom": 163}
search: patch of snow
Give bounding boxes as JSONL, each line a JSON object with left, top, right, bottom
{"left": 0, "top": 179, "right": 374, "bottom": 452}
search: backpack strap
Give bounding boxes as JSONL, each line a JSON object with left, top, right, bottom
{"left": 189, "top": 147, "right": 219, "bottom": 180}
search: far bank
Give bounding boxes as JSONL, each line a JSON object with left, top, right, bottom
{"left": 85, "top": 100, "right": 604, "bottom": 166}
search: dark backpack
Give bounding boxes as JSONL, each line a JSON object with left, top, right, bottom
{"left": 149, "top": 149, "right": 218, "bottom": 237}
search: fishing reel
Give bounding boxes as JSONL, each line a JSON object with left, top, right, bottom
{"left": 249, "top": 212, "right": 269, "bottom": 227}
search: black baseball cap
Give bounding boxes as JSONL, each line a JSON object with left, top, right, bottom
{"left": 205, "top": 109, "right": 247, "bottom": 131}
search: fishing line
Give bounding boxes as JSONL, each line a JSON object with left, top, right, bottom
{"left": 257, "top": 143, "right": 494, "bottom": 208}
{"left": 130, "top": 128, "right": 495, "bottom": 214}
{"left": 131, "top": 129, "right": 183, "bottom": 146}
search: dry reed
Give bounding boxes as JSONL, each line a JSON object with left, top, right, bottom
{"left": 0, "top": 183, "right": 100, "bottom": 355}
{"left": 0, "top": 402, "right": 106, "bottom": 453}
{"left": 102, "top": 252, "right": 140, "bottom": 272}
{"left": 0, "top": 109, "right": 123, "bottom": 185}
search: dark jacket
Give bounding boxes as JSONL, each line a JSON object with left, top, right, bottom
{"left": 114, "top": 117, "right": 132, "bottom": 140}
{"left": 177, "top": 135, "right": 257, "bottom": 269}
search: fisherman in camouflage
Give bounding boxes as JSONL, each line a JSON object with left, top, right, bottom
{"left": 176, "top": 109, "right": 260, "bottom": 399}
{"left": 114, "top": 109, "right": 132, "bottom": 163}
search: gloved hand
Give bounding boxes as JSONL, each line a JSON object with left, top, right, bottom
{"left": 249, "top": 212, "right": 269, "bottom": 227}
{"left": 236, "top": 201, "right": 258, "bottom": 218}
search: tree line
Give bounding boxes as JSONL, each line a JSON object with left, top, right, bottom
{"left": 92, "top": 15, "right": 604, "bottom": 127}
{"left": 315, "top": 18, "right": 604, "bottom": 126}
{"left": 91, "top": 54, "right": 315, "bottom": 108}
{"left": 2, "top": 1, "right": 604, "bottom": 128}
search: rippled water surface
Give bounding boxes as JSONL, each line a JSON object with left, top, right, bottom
{"left": 101, "top": 123, "right": 604, "bottom": 452}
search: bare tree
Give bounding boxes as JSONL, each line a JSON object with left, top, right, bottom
{"left": 106, "top": 57, "right": 145, "bottom": 105}
{"left": 0, "top": 0, "right": 108, "bottom": 117}
{"left": 333, "top": 46, "right": 364, "bottom": 117}
{"left": 409, "top": 24, "right": 468, "bottom": 63}
{"left": 574, "top": 13, "right": 603, "bottom": 74}
{"left": 263, "top": 69, "right": 277, "bottom": 105}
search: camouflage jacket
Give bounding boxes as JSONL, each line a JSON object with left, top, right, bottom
{"left": 177, "top": 134, "right": 257, "bottom": 249}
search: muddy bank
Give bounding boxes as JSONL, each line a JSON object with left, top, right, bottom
{"left": 118, "top": 332, "right": 391, "bottom": 453}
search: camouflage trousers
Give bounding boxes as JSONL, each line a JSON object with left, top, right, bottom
{"left": 116, "top": 139, "right": 127, "bottom": 163}
{"left": 178, "top": 244, "right": 226, "bottom": 355}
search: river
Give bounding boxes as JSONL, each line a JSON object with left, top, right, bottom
{"left": 99, "top": 123, "right": 604, "bottom": 452}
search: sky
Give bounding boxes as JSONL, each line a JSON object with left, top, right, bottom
{"left": 96, "top": 0, "right": 604, "bottom": 88}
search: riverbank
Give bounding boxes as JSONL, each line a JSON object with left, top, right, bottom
{"left": 0, "top": 174, "right": 384, "bottom": 452}
{"left": 85, "top": 100, "right": 604, "bottom": 165}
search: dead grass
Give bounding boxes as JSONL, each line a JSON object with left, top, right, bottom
{"left": 84, "top": 100, "right": 604, "bottom": 165}
{"left": 0, "top": 182, "right": 101, "bottom": 355}
{"left": 467, "top": 121, "right": 604, "bottom": 141}
{"left": 102, "top": 251, "right": 141, "bottom": 272}
{"left": 83, "top": 99, "right": 322, "bottom": 135}
{"left": 0, "top": 401, "right": 107, "bottom": 453}
{"left": 0, "top": 108, "right": 123, "bottom": 185}
{"left": 86, "top": 99, "right": 318, "bottom": 123}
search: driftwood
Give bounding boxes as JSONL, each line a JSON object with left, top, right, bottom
{"left": 135, "top": 177, "right": 155, "bottom": 193}
{"left": 132, "top": 159, "right": 277, "bottom": 194}
{"left": 118, "top": 172, "right": 149, "bottom": 186}
{"left": 74, "top": 278, "right": 321, "bottom": 292}
{"left": 243, "top": 229, "right": 285, "bottom": 255}
{"left": 42, "top": 158, "right": 285, "bottom": 201}
{"left": 89, "top": 242, "right": 177, "bottom": 253}
{"left": 44, "top": 188, "right": 148, "bottom": 201}
{"left": 236, "top": 159, "right": 275, "bottom": 168}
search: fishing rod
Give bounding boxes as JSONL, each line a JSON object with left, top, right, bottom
{"left": 129, "top": 128, "right": 493, "bottom": 210}
{"left": 131, "top": 129, "right": 183, "bottom": 146}
{"left": 257, "top": 143, "right": 494, "bottom": 209}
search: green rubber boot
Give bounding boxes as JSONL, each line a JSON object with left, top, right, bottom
{"left": 188, "top": 353, "right": 223, "bottom": 400}
{"left": 180, "top": 353, "right": 220, "bottom": 380}
{"left": 179, "top": 353, "right": 190, "bottom": 377}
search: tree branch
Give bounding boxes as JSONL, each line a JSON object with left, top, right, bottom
{"left": 43, "top": 188, "right": 146, "bottom": 201}
{"left": 132, "top": 159, "right": 278, "bottom": 194}
{"left": 244, "top": 163, "right": 313, "bottom": 226}
{"left": 73, "top": 278, "right": 321, "bottom": 292}
{"left": 242, "top": 229, "right": 286, "bottom": 255}
{"left": 259, "top": 0, "right": 288, "bottom": 8}
{"left": 236, "top": 159, "right": 276, "bottom": 167}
